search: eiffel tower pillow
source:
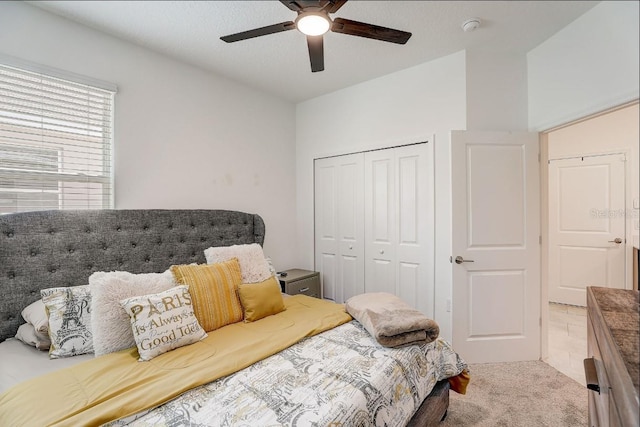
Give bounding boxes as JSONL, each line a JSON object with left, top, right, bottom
{"left": 41, "top": 285, "right": 93, "bottom": 358}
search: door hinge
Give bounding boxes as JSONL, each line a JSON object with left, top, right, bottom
{"left": 539, "top": 235, "right": 542, "bottom": 244}
{"left": 538, "top": 153, "right": 540, "bottom": 163}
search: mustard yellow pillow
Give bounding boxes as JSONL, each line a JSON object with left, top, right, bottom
{"left": 170, "top": 259, "right": 243, "bottom": 332}
{"left": 238, "top": 276, "right": 285, "bottom": 322}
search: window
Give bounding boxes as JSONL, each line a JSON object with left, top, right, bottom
{"left": 0, "top": 60, "right": 116, "bottom": 214}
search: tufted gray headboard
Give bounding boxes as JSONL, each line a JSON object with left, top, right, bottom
{"left": 0, "top": 209, "right": 265, "bottom": 342}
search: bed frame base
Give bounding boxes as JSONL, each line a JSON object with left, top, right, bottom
{"left": 406, "top": 379, "right": 450, "bottom": 426}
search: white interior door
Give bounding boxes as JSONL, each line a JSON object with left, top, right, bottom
{"left": 548, "top": 154, "right": 626, "bottom": 306}
{"left": 364, "top": 144, "right": 434, "bottom": 317}
{"left": 314, "top": 154, "right": 364, "bottom": 302}
{"left": 451, "top": 130, "right": 540, "bottom": 363}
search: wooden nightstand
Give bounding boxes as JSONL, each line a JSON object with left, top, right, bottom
{"left": 278, "top": 269, "right": 320, "bottom": 298}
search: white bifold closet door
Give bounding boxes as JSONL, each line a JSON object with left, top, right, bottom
{"left": 314, "top": 153, "right": 365, "bottom": 304}
{"left": 314, "top": 143, "right": 434, "bottom": 318}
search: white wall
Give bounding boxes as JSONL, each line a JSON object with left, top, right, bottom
{"left": 296, "top": 51, "right": 467, "bottom": 339}
{"left": 0, "top": 1, "right": 297, "bottom": 267}
{"left": 528, "top": 1, "right": 640, "bottom": 131}
{"left": 466, "top": 50, "right": 529, "bottom": 131}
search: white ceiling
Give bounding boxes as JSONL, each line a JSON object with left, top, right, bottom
{"left": 31, "top": 1, "right": 599, "bottom": 103}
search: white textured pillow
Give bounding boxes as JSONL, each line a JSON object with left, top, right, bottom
{"left": 41, "top": 286, "right": 93, "bottom": 358}
{"left": 89, "top": 270, "right": 177, "bottom": 357}
{"left": 21, "top": 299, "right": 49, "bottom": 334}
{"left": 204, "top": 243, "right": 271, "bottom": 284}
{"left": 120, "top": 285, "right": 207, "bottom": 361}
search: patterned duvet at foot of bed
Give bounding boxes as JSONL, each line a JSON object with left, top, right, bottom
{"left": 110, "top": 320, "right": 467, "bottom": 427}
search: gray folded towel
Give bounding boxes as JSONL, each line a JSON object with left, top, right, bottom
{"left": 345, "top": 292, "right": 439, "bottom": 348}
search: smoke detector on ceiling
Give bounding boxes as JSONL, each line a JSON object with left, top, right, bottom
{"left": 461, "top": 18, "right": 481, "bottom": 32}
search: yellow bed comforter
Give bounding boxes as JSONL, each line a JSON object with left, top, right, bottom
{"left": 0, "top": 295, "right": 351, "bottom": 427}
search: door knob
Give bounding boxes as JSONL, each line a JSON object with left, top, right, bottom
{"left": 454, "top": 256, "right": 474, "bottom": 264}
{"left": 608, "top": 238, "right": 622, "bottom": 244}
{"left": 379, "top": 250, "right": 384, "bottom": 254}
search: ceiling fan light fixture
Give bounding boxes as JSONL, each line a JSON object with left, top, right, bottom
{"left": 296, "top": 12, "right": 331, "bottom": 36}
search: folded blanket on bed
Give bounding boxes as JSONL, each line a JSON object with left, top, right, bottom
{"left": 345, "top": 292, "right": 439, "bottom": 348}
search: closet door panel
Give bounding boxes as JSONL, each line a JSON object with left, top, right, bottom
{"left": 395, "top": 146, "right": 422, "bottom": 305}
{"left": 314, "top": 154, "right": 364, "bottom": 302}
{"left": 365, "top": 149, "right": 397, "bottom": 294}
{"left": 318, "top": 254, "right": 337, "bottom": 301}
{"left": 369, "top": 259, "right": 394, "bottom": 293}
{"left": 398, "top": 155, "right": 418, "bottom": 244}
{"left": 396, "top": 144, "right": 434, "bottom": 317}
{"left": 314, "top": 159, "right": 339, "bottom": 300}
{"left": 398, "top": 262, "right": 420, "bottom": 303}
{"left": 341, "top": 254, "right": 361, "bottom": 302}
{"left": 337, "top": 156, "right": 365, "bottom": 302}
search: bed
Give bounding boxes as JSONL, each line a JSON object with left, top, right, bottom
{"left": 0, "top": 209, "right": 467, "bottom": 426}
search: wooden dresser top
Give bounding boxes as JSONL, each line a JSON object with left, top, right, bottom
{"left": 588, "top": 287, "right": 639, "bottom": 396}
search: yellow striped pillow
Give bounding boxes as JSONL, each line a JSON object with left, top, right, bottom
{"left": 170, "top": 258, "right": 243, "bottom": 332}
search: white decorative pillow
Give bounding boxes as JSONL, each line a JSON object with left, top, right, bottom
{"left": 15, "top": 323, "right": 51, "bottom": 351}
{"left": 89, "top": 270, "right": 177, "bottom": 357}
{"left": 21, "top": 299, "right": 49, "bottom": 334}
{"left": 204, "top": 243, "right": 271, "bottom": 283}
{"left": 120, "top": 285, "right": 207, "bottom": 361}
{"left": 41, "top": 286, "right": 93, "bottom": 358}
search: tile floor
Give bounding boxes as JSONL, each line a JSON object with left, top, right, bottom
{"left": 545, "top": 302, "right": 588, "bottom": 386}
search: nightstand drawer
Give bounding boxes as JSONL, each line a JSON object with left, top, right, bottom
{"left": 287, "top": 275, "right": 320, "bottom": 297}
{"left": 278, "top": 269, "right": 320, "bottom": 298}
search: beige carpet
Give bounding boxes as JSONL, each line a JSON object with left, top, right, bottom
{"left": 441, "top": 361, "right": 588, "bottom": 426}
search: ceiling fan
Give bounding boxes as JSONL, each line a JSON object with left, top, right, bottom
{"left": 220, "top": 0, "right": 412, "bottom": 72}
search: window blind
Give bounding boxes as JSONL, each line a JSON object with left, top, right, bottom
{"left": 0, "top": 63, "right": 115, "bottom": 213}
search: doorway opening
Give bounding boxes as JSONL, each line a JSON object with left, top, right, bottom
{"left": 540, "top": 101, "right": 639, "bottom": 383}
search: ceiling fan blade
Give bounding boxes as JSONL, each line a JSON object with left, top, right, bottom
{"left": 220, "top": 21, "right": 296, "bottom": 43}
{"left": 327, "top": 0, "right": 348, "bottom": 14}
{"left": 331, "top": 17, "right": 411, "bottom": 44}
{"left": 307, "top": 35, "right": 325, "bottom": 72}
